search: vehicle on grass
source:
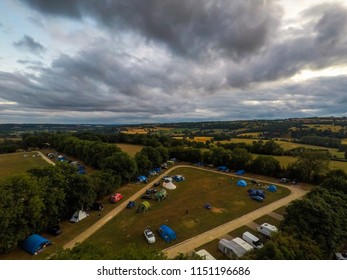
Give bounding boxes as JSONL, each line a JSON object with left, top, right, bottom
{"left": 47, "top": 225, "right": 62, "bottom": 236}
{"left": 158, "top": 224, "right": 177, "bottom": 242}
{"left": 146, "top": 188, "right": 157, "bottom": 194}
{"left": 110, "top": 193, "right": 123, "bottom": 203}
{"left": 218, "top": 237, "right": 253, "bottom": 258}
{"left": 250, "top": 195, "right": 264, "bottom": 202}
{"left": 335, "top": 252, "right": 347, "bottom": 260}
{"left": 141, "top": 193, "right": 152, "bottom": 200}
{"left": 144, "top": 226, "right": 156, "bottom": 244}
{"left": 126, "top": 201, "right": 136, "bottom": 209}
{"left": 242, "top": 231, "right": 264, "bottom": 249}
{"left": 153, "top": 181, "right": 161, "bottom": 187}
{"left": 279, "top": 178, "right": 290, "bottom": 183}
{"left": 91, "top": 202, "right": 104, "bottom": 211}
{"left": 195, "top": 249, "right": 216, "bottom": 260}
{"left": 256, "top": 223, "right": 278, "bottom": 237}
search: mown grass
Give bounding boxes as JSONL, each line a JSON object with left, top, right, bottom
{"left": 0, "top": 152, "right": 49, "bottom": 181}
{"left": 253, "top": 214, "right": 282, "bottom": 228}
{"left": 86, "top": 167, "right": 290, "bottom": 258}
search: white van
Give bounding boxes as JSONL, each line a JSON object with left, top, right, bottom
{"left": 195, "top": 249, "right": 216, "bottom": 260}
{"left": 256, "top": 223, "right": 278, "bottom": 237}
{"left": 242, "top": 231, "right": 264, "bottom": 249}
{"left": 218, "top": 238, "right": 253, "bottom": 258}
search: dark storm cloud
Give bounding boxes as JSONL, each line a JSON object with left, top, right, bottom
{"left": 13, "top": 35, "right": 46, "bottom": 54}
{"left": 227, "top": 3, "right": 347, "bottom": 87}
{"left": 20, "top": 0, "right": 281, "bottom": 60}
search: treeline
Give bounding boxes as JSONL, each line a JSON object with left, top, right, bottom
{"left": 0, "top": 163, "right": 122, "bottom": 254}
{"left": 244, "top": 171, "right": 347, "bottom": 259}
{"left": 300, "top": 136, "right": 341, "bottom": 148}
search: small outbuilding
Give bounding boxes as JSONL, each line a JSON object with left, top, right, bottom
{"left": 22, "top": 234, "right": 51, "bottom": 255}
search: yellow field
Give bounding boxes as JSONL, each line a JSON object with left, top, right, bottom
{"left": 236, "top": 132, "right": 261, "bottom": 137}
{"left": 305, "top": 124, "right": 345, "bottom": 132}
{"left": 342, "top": 139, "right": 347, "bottom": 145}
{"left": 173, "top": 136, "right": 213, "bottom": 142}
{"left": 218, "top": 138, "right": 345, "bottom": 158}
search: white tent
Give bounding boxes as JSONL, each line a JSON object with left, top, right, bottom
{"left": 70, "top": 210, "right": 89, "bottom": 223}
{"left": 163, "top": 181, "right": 176, "bottom": 190}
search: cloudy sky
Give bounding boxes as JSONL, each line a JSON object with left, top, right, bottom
{"left": 1, "top": 0, "right": 347, "bottom": 124}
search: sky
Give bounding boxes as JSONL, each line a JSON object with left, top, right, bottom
{"left": 0, "top": 0, "right": 347, "bottom": 124}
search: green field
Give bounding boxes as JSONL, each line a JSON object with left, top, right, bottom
{"left": 86, "top": 167, "right": 290, "bottom": 257}
{"left": 0, "top": 152, "right": 49, "bottom": 180}
{"left": 116, "top": 143, "right": 144, "bottom": 157}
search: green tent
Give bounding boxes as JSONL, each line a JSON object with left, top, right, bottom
{"left": 156, "top": 189, "right": 167, "bottom": 202}
{"left": 137, "top": 201, "right": 150, "bottom": 213}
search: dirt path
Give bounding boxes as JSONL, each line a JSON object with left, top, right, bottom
{"left": 62, "top": 165, "right": 309, "bottom": 253}
{"left": 37, "top": 151, "right": 56, "bottom": 166}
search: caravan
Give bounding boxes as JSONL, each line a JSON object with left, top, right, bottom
{"left": 218, "top": 238, "right": 253, "bottom": 258}
{"left": 195, "top": 249, "right": 216, "bottom": 260}
{"left": 242, "top": 231, "right": 264, "bottom": 249}
{"left": 256, "top": 223, "right": 278, "bottom": 237}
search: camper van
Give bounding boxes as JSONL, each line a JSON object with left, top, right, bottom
{"left": 195, "top": 249, "right": 216, "bottom": 260}
{"left": 242, "top": 231, "right": 264, "bottom": 249}
{"left": 218, "top": 238, "right": 253, "bottom": 258}
{"left": 256, "top": 223, "right": 278, "bottom": 237}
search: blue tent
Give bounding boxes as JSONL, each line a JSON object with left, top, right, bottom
{"left": 137, "top": 175, "right": 148, "bottom": 182}
{"left": 218, "top": 165, "right": 229, "bottom": 172}
{"left": 237, "top": 179, "right": 247, "bottom": 187}
{"left": 154, "top": 167, "right": 161, "bottom": 173}
{"left": 268, "top": 185, "right": 278, "bottom": 192}
{"left": 236, "top": 169, "right": 245, "bottom": 175}
{"left": 158, "top": 224, "right": 177, "bottom": 242}
{"left": 148, "top": 170, "right": 157, "bottom": 176}
{"left": 249, "top": 189, "right": 265, "bottom": 198}
{"left": 22, "top": 234, "right": 51, "bottom": 255}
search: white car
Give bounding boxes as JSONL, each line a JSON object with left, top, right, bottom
{"left": 144, "top": 227, "right": 156, "bottom": 244}
{"left": 335, "top": 252, "right": 347, "bottom": 260}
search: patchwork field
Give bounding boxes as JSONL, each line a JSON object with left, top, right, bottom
{"left": 0, "top": 152, "right": 49, "bottom": 181}
{"left": 85, "top": 167, "right": 290, "bottom": 257}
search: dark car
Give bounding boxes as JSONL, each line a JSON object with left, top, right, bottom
{"left": 141, "top": 194, "right": 152, "bottom": 200}
{"left": 146, "top": 188, "right": 157, "bottom": 194}
{"left": 153, "top": 181, "right": 161, "bottom": 187}
{"left": 47, "top": 225, "right": 62, "bottom": 236}
{"left": 91, "top": 202, "right": 104, "bottom": 211}
{"left": 127, "top": 201, "right": 136, "bottom": 208}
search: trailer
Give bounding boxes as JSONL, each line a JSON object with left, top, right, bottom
{"left": 218, "top": 237, "right": 253, "bottom": 258}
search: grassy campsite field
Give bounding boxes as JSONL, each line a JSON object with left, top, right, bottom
{"left": 0, "top": 152, "right": 49, "bottom": 181}
{"left": 85, "top": 167, "right": 290, "bottom": 257}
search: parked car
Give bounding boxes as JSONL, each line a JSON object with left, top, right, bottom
{"left": 144, "top": 226, "right": 156, "bottom": 244}
{"left": 279, "top": 178, "right": 290, "bottom": 183}
{"left": 126, "top": 201, "right": 136, "bottom": 209}
{"left": 146, "top": 188, "right": 157, "bottom": 194}
{"left": 335, "top": 252, "right": 347, "bottom": 260}
{"left": 47, "top": 225, "right": 62, "bottom": 236}
{"left": 251, "top": 195, "right": 264, "bottom": 202}
{"left": 110, "top": 193, "right": 123, "bottom": 203}
{"left": 153, "top": 181, "right": 161, "bottom": 187}
{"left": 141, "top": 193, "right": 152, "bottom": 200}
{"left": 91, "top": 202, "right": 104, "bottom": 211}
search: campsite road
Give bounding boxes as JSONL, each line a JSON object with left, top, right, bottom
{"left": 37, "top": 151, "right": 56, "bottom": 166}
{"left": 62, "top": 165, "right": 309, "bottom": 255}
